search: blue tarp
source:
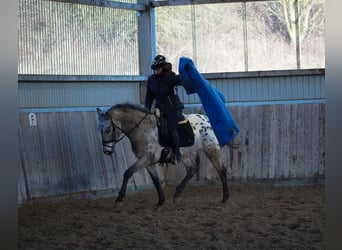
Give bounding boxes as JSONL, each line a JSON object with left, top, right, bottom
{"left": 178, "top": 57, "right": 240, "bottom": 146}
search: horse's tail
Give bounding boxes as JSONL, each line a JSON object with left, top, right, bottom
{"left": 195, "top": 153, "right": 201, "bottom": 181}
{"left": 227, "top": 142, "right": 239, "bottom": 149}
{"left": 195, "top": 153, "right": 200, "bottom": 167}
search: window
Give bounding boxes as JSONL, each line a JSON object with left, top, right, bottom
{"left": 18, "top": 0, "right": 325, "bottom": 75}
{"left": 18, "top": 0, "right": 139, "bottom": 75}
{"left": 155, "top": 0, "right": 325, "bottom": 73}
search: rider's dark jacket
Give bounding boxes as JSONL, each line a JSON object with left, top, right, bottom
{"left": 144, "top": 65, "right": 184, "bottom": 134}
{"left": 144, "top": 67, "right": 183, "bottom": 114}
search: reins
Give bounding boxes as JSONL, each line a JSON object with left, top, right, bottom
{"left": 102, "top": 111, "right": 150, "bottom": 146}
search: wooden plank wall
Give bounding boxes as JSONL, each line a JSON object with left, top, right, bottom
{"left": 18, "top": 111, "right": 164, "bottom": 204}
{"left": 18, "top": 102, "right": 325, "bottom": 203}
{"left": 165, "top": 102, "right": 325, "bottom": 184}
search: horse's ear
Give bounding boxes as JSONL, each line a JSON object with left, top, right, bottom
{"left": 96, "top": 108, "right": 103, "bottom": 116}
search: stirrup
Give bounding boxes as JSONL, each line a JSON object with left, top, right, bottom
{"left": 158, "top": 148, "right": 171, "bottom": 166}
{"left": 171, "top": 155, "right": 178, "bottom": 165}
{"left": 171, "top": 153, "right": 181, "bottom": 165}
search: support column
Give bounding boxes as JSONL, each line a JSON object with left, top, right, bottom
{"left": 137, "top": 0, "right": 155, "bottom": 103}
{"left": 137, "top": 0, "right": 154, "bottom": 75}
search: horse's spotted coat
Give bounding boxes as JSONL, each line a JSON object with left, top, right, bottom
{"left": 187, "top": 114, "right": 219, "bottom": 149}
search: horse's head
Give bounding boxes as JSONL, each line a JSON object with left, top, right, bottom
{"left": 96, "top": 108, "right": 117, "bottom": 155}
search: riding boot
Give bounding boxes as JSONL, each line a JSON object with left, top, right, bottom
{"left": 170, "top": 130, "right": 181, "bottom": 164}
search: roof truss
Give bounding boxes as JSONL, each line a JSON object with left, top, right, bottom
{"left": 46, "top": 0, "right": 273, "bottom": 11}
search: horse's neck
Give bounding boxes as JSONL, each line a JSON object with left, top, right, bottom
{"left": 112, "top": 109, "right": 152, "bottom": 133}
{"left": 112, "top": 109, "right": 158, "bottom": 156}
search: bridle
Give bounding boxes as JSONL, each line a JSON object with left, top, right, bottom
{"left": 101, "top": 112, "right": 150, "bottom": 149}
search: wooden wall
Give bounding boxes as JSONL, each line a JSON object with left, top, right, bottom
{"left": 167, "top": 102, "right": 325, "bottom": 184}
{"left": 18, "top": 102, "right": 325, "bottom": 204}
{"left": 18, "top": 111, "right": 163, "bottom": 204}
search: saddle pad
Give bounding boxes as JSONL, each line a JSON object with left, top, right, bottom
{"left": 178, "top": 119, "right": 195, "bottom": 147}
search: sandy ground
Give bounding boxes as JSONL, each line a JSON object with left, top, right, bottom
{"left": 18, "top": 182, "right": 324, "bottom": 250}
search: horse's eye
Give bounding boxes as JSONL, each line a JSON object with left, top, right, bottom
{"left": 105, "top": 127, "right": 111, "bottom": 133}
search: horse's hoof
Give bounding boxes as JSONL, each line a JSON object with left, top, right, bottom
{"left": 173, "top": 195, "right": 180, "bottom": 205}
{"left": 156, "top": 198, "right": 165, "bottom": 207}
{"left": 114, "top": 200, "right": 123, "bottom": 208}
{"left": 114, "top": 201, "right": 123, "bottom": 208}
{"left": 115, "top": 195, "right": 123, "bottom": 202}
{"left": 222, "top": 195, "right": 229, "bottom": 203}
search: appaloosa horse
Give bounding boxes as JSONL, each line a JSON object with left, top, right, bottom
{"left": 97, "top": 103, "right": 228, "bottom": 206}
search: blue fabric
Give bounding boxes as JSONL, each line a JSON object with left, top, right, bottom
{"left": 178, "top": 57, "right": 240, "bottom": 146}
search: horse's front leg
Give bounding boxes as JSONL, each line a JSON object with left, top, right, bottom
{"left": 116, "top": 155, "right": 152, "bottom": 204}
{"left": 146, "top": 165, "right": 165, "bottom": 206}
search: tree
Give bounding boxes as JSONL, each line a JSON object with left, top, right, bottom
{"left": 262, "top": 0, "right": 325, "bottom": 45}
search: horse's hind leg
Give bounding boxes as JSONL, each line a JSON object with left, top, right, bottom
{"left": 146, "top": 166, "right": 165, "bottom": 206}
{"left": 173, "top": 154, "right": 200, "bottom": 204}
{"left": 218, "top": 164, "right": 229, "bottom": 203}
{"left": 205, "top": 148, "right": 229, "bottom": 203}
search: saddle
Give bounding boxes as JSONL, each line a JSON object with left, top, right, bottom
{"left": 157, "top": 114, "right": 195, "bottom": 148}
{"left": 154, "top": 108, "right": 194, "bottom": 165}
{"left": 156, "top": 113, "right": 194, "bottom": 165}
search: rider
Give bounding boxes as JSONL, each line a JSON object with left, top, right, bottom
{"left": 144, "top": 55, "right": 184, "bottom": 164}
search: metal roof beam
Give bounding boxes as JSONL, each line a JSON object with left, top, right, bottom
{"left": 46, "top": 0, "right": 146, "bottom": 11}
{"left": 150, "top": 0, "right": 271, "bottom": 7}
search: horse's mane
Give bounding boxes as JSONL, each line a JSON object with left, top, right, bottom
{"left": 108, "top": 103, "right": 149, "bottom": 114}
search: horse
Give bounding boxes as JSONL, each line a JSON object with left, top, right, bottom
{"left": 96, "top": 103, "right": 229, "bottom": 206}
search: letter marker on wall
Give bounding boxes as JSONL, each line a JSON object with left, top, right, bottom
{"left": 29, "top": 113, "right": 37, "bottom": 126}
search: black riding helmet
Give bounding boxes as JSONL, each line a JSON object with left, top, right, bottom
{"left": 151, "top": 55, "right": 166, "bottom": 70}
